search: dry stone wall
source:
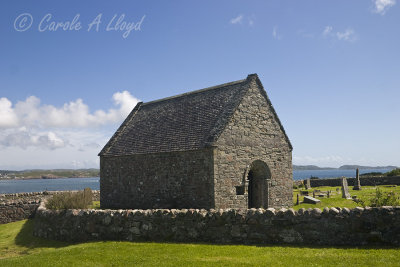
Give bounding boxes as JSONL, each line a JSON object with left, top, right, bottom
{"left": 34, "top": 203, "right": 400, "bottom": 246}
{"left": 0, "top": 191, "right": 100, "bottom": 203}
{"left": 0, "top": 190, "right": 99, "bottom": 224}
{"left": 0, "top": 200, "right": 39, "bottom": 224}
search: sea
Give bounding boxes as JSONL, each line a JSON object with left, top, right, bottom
{"left": 0, "top": 168, "right": 394, "bottom": 194}
{"left": 0, "top": 177, "right": 100, "bottom": 194}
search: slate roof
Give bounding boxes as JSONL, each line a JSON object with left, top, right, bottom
{"left": 99, "top": 74, "right": 292, "bottom": 156}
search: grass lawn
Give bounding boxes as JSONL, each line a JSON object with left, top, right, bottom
{"left": 293, "top": 185, "right": 400, "bottom": 210}
{"left": 1, "top": 220, "right": 400, "bottom": 266}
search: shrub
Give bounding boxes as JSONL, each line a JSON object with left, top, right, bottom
{"left": 385, "top": 168, "right": 400, "bottom": 177}
{"left": 360, "top": 172, "right": 383, "bottom": 177}
{"left": 46, "top": 188, "right": 93, "bottom": 210}
{"left": 362, "top": 188, "right": 400, "bottom": 207}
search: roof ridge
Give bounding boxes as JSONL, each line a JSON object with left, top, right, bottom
{"left": 142, "top": 78, "right": 246, "bottom": 106}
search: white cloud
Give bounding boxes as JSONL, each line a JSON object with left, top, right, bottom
{"left": 80, "top": 142, "right": 101, "bottom": 150}
{"left": 0, "top": 91, "right": 138, "bottom": 168}
{"left": 112, "top": 91, "right": 139, "bottom": 116}
{"left": 230, "top": 14, "right": 254, "bottom": 26}
{"left": 0, "top": 91, "right": 139, "bottom": 129}
{"left": 0, "top": 144, "right": 101, "bottom": 170}
{"left": 336, "top": 28, "right": 357, "bottom": 42}
{"left": 230, "top": 14, "right": 243, "bottom": 24}
{"left": 248, "top": 15, "right": 255, "bottom": 26}
{"left": 322, "top": 26, "right": 333, "bottom": 37}
{"left": 272, "top": 26, "right": 282, "bottom": 40}
{"left": 373, "top": 0, "right": 396, "bottom": 15}
{"left": 0, "top": 90, "right": 139, "bottom": 155}
{"left": 322, "top": 26, "right": 357, "bottom": 42}
{"left": 0, "top": 97, "right": 18, "bottom": 127}
{"left": 0, "top": 128, "right": 66, "bottom": 150}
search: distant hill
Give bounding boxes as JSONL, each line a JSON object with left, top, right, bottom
{"left": 293, "top": 165, "right": 335, "bottom": 170}
{"left": 293, "top": 165, "right": 398, "bottom": 171}
{"left": 338, "top": 165, "right": 398, "bottom": 170}
{"left": 0, "top": 169, "right": 99, "bottom": 179}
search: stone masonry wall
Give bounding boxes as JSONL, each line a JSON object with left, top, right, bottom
{"left": 100, "top": 149, "right": 214, "bottom": 209}
{"left": 0, "top": 201, "right": 39, "bottom": 224}
{"left": 0, "top": 191, "right": 100, "bottom": 203}
{"left": 34, "top": 203, "right": 400, "bottom": 246}
{"left": 0, "top": 190, "right": 100, "bottom": 224}
{"left": 214, "top": 76, "right": 292, "bottom": 209}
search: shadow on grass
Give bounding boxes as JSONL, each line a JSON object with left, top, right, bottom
{"left": 14, "top": 219, "right": 69, "bottom": 249}
{"left": 150, "top": 239, "right": 400, "bottom": 250}
{"left": 13, "top": 220, "right": 400, "bottom": 251}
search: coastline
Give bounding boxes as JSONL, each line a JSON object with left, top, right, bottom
{"left": 0, "top": 176, "right": 98, "bottom": 181}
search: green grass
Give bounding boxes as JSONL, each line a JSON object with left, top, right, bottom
{"left": 0, "top": 220, "right": 66, "bottom": 259}
{"left": 293, "top": 185, "right": 400, "bottom": 210}
{"left": 1, "top": 220, "right": 400, "bottom": 266}
{"left": 90, "top": 200, "right": 100, "bottom": 209}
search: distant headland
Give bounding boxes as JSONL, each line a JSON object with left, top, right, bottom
{"left": 0, "top": 169, "right": 99, "bottom": 180}
{"left": 293, "top": 165, "right": 398, "bottom": 170}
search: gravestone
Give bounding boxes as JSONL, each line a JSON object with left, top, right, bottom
{"left": 305, "top": 179, "right": 311, "bottom": 189}
{"left": 303, "top": 196, "right": 321, "bottom": 204}
{"left": 300, "top": 190, "right": 309, "bottom": 196}
{"left": 341, "top": 177, "right": 351, "bottom": 199}
{"left": 353, "top": 168, "right": 362, "bottom": 190}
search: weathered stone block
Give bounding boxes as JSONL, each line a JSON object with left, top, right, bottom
{"left": 303, "top": 196, "right": 321, "bottom": 204}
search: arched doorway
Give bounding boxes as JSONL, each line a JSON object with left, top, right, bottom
{"left": 247, "top": 160, "right": 271, "bottom": 208}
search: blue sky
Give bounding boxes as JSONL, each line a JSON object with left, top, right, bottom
{"left": 0, "top": 0, "right": 399, "bottom": 169}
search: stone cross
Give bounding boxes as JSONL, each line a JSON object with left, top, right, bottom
{"left": 353, "top": 168, "right": 362, "bottom": 190}
{"left": 341, "top": 177, "right": 351, "bottom": 199}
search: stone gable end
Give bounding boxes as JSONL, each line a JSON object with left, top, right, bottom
{"left": 213, "top": 77, "right": 292, "bottom": 209}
